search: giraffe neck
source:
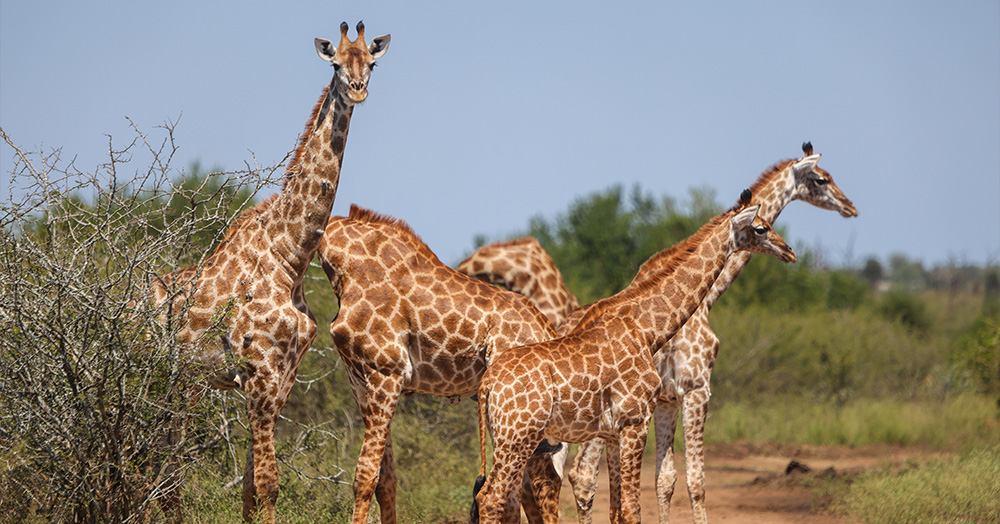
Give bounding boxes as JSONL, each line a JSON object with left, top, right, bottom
{"left": 262, "top": 81, "right": 355, "bottom": 277}
{"left": 634, "top": 215, "right": 734, "bottom": 351}
{"left": 697, "top": 164, "right": 796, "bottom": 310}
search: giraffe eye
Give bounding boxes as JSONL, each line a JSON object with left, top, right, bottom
{"left": 753, "top": 226, "right": 767, "bottom": 235}
{"left": 369, "top": 62, "right": 377, "bottom": 69}
{"left": 813, "top": 177, "right": 829, "bottom": 186}
{"left": 332, "top": 63, "right": 342, "bottom": 71}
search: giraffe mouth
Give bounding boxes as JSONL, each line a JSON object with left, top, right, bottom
{"left": 344, "top": 88, "right": 368, "bottom": 104}
{"left": 777, "top": 248, "right": 797, "bottom": 264}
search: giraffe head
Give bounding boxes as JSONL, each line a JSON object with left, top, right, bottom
{"left": 731, "top": 189, "right": 797, "bottom": 263}
{"left": 788, "top": 142, "right": 858, "bottom": 218}
{"left": 315, "top": 21, "right": 390, "bottom": 104}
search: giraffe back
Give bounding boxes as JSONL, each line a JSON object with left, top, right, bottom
{"left": 319, "top": 205, "right": 557, "bottom": 398}
{"left": 457, "top": 238, "right": 580, "bottom": 328}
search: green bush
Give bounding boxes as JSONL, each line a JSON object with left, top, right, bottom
{"left": 877, "top": 288, "right": 932, "bottom": 334}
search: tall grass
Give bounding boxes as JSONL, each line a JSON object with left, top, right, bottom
{"left": 706, "top": 394, "right": 1000, "bottom": 449}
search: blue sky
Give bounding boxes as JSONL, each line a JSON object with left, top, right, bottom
{"left": 2, "top": 1, "right": 998, "bottom": 268}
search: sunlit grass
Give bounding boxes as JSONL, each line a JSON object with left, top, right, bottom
{"left": 837, "top": 446, "right": 1000, "bottom": 524}
{"left": 706, "top": 394, "right": 1000, "bottom": 449}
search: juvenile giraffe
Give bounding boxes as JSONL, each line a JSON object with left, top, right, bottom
{"left": 457, "top": 238, "right": 579, "bottom": 522}
{"left": 566, "top": 143, "right": 857, "bottom": 524}
{"left": 150, "top": 23, "right": 389, "bottom": 523}
{"left": 470, "top": 190, "right": 797, "bottom": 524}
{"left": 317, "top": 205, "right": 564, "bottom": 524}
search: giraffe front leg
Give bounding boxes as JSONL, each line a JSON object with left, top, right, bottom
{"left": 682, "top": 385, "right": 711, "bottom": 524}
{"left": 350, "top": 371, "right": 404, "bottom": 524}
{"left": 567, "top": 438, "right": 605, "bottom": 524}
{"left": 240, "top": 370, "right": 282, "bottom": 524}
{"left": 616, "top": 424, "right": 649, "bottom": 524}
{"left": 653, "top": 399, "right": 681, "bottom": 524}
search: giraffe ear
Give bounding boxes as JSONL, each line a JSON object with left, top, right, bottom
{"left": 792, "top": 154, "right": 821, "bottom": 176}
{"left": 315, "top": 38, "right": 337, "bottom": 62}
{"left": 369, "top": 34, "right": 391, "bottom": 59}
{"left": 731, "top": 204, "right": 760, "bottom": 229}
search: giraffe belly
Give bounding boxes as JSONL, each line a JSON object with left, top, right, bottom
{"left": 403, "top": 357, "right": 485, "bottom": 398}
{"left": 544, "top": 393, "right": 615, "bottom": 443}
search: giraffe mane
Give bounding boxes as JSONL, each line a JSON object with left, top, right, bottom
{"left": 746, "top": 158, "right": 796, "bottom": 198}
{"left": 347, "top": 204, "right": 443, "bottom": 263}
{"left": 570, "top": 211, "right": 732, "bottom": 331}
{"left": 481, "top": 237, "right": 540, "bottom": 250}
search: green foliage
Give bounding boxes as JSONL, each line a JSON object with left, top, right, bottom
{"left": 709, "top": 304, "right": 948, "bottom": 403}
{"left": 16, "top": 161, "right": 257, "bottom": 271}
{"left": 838, "top": 446, "right": 1000, "bottom": 524}
{"left": 952, "top": 313, "right": 1000, "bottom": 395}
{"left": 720, "top": 250, "right": 827, "bottom": 311}
{"left": 876, "top": 288, "right": 932, "bottom": 334}
{"left": 888, "top": 252, "right": 928, "bottom": 291}
{"left": 523, "top": 184, "right": 720, "bottom": 303}
{"left": 825, "top": 269, "right": 868, "bottom": 310}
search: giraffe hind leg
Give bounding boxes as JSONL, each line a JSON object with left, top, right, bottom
{"left": 654, "top": 399, "right": 681, "bottom": 524}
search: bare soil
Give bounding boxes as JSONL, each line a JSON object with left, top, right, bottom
{"left": 554, "top": 441, "right": 944, "bottom": 524}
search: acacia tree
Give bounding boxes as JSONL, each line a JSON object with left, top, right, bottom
{"left": 0, "top": 123, "right": 279, "bottom": 522}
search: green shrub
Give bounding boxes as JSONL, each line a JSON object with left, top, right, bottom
{"left": 877, "top": 288, "right": 932, "bottom": 334}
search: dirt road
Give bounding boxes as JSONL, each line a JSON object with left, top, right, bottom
{"left": 554, "top": 441, "right": 940, "bottom": 524}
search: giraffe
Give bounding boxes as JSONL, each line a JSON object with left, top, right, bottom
{"left": 149, "top": 22, "right": 389, "bottom": 523}
{"left": 457, "top": 237, "right": 580, "bottom": 522}
{"left": 316, "top": 205, "right": 564, "bottom": 524}
{"left": 457, "top": 237, "right": 580, "bottom": 328}
{"left": 469, "top": 189, "right": 797, "bottom": 524}
{"left": 565, "top": 143, "right": 858, "bottom": 524}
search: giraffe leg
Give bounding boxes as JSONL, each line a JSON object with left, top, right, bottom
{"left": 616, "top": 424, "right": 649, "bottom": 524}
{"left": 653, "top": 399, "right": 681, "bottom": 524}
{"left": 520, "top": 444, "right": 567, "bottom": 524}
{"left": 240, "top": 370, "right": 283, "bottom": 524}
{"left": 519, "top": 461, "right": 542, "bottom": 524}
{"left": 242, "top": 443, "right": 257, "bottom": 520}
{"left": 604, "top": 440, "right": 627, "bottom": 524}
{"left": 350, "top": 371, "right": 404, "bottom": 524}
{"left": 682, "top": 386, "right": 711, "bottom": 524}
{"left": 374, "top": 436, "right": 399, "bottom": 524}
{"left": 566, "top": 439, "right": 605, "bottom": 524}
{"left": 158, "top": 461, "right": 183, "bottom": 524}
{"left": 474, "top": 430, "right": 542, "bottom": 524}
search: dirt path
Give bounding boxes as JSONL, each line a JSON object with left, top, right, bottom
{"left": 554, "top": 442, "right": 942, "bottom": 524}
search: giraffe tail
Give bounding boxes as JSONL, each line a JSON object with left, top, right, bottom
{"left": 469, "top": 384, "right": 490, "bottom": 524}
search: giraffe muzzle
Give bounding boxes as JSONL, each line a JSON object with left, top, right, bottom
{"left": 345, "top": 84, "right": 368, "bottom": 103}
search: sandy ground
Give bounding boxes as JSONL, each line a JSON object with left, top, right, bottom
{"left": 552, "top": 441, "right": 942, "bottom": 524}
